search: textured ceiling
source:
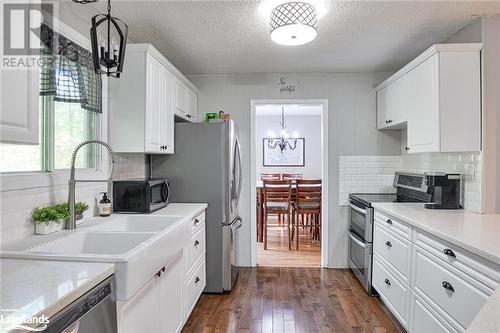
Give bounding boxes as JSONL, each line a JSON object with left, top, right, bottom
{"left": 85, "top": 1, "right": 500, "bottom": 75}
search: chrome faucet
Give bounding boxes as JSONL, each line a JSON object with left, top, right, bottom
{"left": 67, "top": 139, "right": 115, "bottom": 230}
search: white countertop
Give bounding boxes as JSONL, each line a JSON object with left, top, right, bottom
{"left": 153, "top": 202, "right": 208, "bottom": 217}
{"left": 372, "top": 203, "right": 500, "bottom": 265}
{"left": 467, "top": 285, "right": 500, "bottom": 332}
{"left": 0, "top": 259, "right": 115, "bottom": 333}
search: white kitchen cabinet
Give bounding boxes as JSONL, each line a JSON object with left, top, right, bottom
{"left": 0, "top": 69, "right": 39, "bottom": 144}
{"left": 117, "top": 252, "right": 184, "bottom": 333}
{"left": 375, "top": 43, "right": 482, "bottom": 153}
{"left": 109, "top": 44, "right": 198, "bottom": 153}
{"left": 373, "top": 208, "right": 500, "bottom": 333}
{"left": 175, "top": 79, "right": 198, "bottom": 122}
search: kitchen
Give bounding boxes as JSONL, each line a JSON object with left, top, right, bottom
{"left": 0, "top": 1, "right": 500, "bottom": 333}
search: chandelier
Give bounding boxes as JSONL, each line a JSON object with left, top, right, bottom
{"left": 267, "top": 107, "right": 298, "bottom": 154}
{"left": 270, "top": 2, "right": 318, "bottom": 46}
{"left": 89, "top": 0, "right": 128, "bottom": 78}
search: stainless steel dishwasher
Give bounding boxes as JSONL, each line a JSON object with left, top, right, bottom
{"left": 42, "top": 275, "right": 117, "bottom": 333}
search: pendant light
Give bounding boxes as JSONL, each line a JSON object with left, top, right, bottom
{"left": 89, "top": 0, "right": 128, "bottom": 78}
{"left": 267, "top": 106, "right": 298, "bottom": 154}
{"left": 270, "top": 2, "right": 318, "bottom": 46}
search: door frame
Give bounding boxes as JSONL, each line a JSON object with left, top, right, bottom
{"left": 250, "top": 99, "right": 329, "bottom": 267}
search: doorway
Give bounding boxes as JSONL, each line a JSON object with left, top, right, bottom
{"left": 250, "top": 99, "right": 329, "bottom": 267}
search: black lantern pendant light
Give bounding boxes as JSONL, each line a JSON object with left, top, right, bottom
{"left": 89, "top": 0, "right": 128, "bottom": 78}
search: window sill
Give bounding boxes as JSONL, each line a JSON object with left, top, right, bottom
{"left": 0, "top": 169, "right": 108, "bottom": 192}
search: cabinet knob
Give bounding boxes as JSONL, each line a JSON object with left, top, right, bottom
{"left": 194, "top": 240, "right": 200, "bottom": 246}
{"left": 162, "top": 266, "right": 165, "bottom": 272}
{"left": 194, "top": 218, "right": 199, "bottom": 224}
{"left": 384, "top": 278, "right": 391, "bottom": 286}
{"left": 156, "top": 270, "right": 162, "bottom": 277}
{"left": 405, "top": 147, "right": 410, "bottom": 151}
{"left": 442, "top": 281, "right": 454, "bottom": 292}
{"left": 186, "top": 114, "right": 192, "bottom": 118}
{"left": 195, "top": 277, "right": 200, "bottom": 284}
{"left": 385, "top": 241, "right": 392, "bottom": 248}
{"left": 443, "top": 248, "right": 456, "bottom": 258}
{"left": 385, "top": 120, "right": 393, "bottom": 124}
{"left": 386, "top": 219, "right": 392, "bottom": 225}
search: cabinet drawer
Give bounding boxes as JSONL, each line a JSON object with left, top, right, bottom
{"left": 416, "top": 230, "right": 500, "bottom": 290}
{"left": 185, "top": 224, "right": 205, "bottom": 276}
{"left": 374, "top": 224, "right": 411, "bottom": 282}
{"left": 185, "top": 257, "right": 206, "bottom": 319}
{"left": 413, "top": 248, "right": 489, "bottom": 329}
{"left": 410, "top": 292, "right": 457, "bottom": 333}
{"left": 191, "top": 212, "right": 205, "bottom": 234}
{"left": 374, "top": 211, "right": 411, "bottom": 240}
{"left": 373, "top": 255, "right": 409, "bottom": 328}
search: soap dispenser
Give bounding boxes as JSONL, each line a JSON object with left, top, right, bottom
{"left": 98, "top": 192, "right": 112, "bottom": 217}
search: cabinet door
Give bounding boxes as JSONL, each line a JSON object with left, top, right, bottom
{"left": 159, "top": 254, "right": 184, "bottom": 333}
{"left": 145, "top": 55, "right": 163, "bottom": 153}
{"left": 186, "top": 89, "right": 197, "bottom": 122}
{"left": 175, "top": 79, "right": 187, "bottom": 115}
{"left": 161, "top": 70, "right": 175, "bottom": 153}
{"left": 407, "top": 54, "right": 440, "bottom": 153}
{"left": 117, "top": 277, "right": 161, "bottom": 333}
{"left": 410, "top": 292, "right": 454, "bottom": 333}
{"left": 377, "top": 87, "right": 390, "bottom": 129}
{"left": 0, "top": 69, "right": 39, "bottom": 144}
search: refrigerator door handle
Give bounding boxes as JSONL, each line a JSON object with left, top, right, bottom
{"left": 231, "top": 216, "right": 242, "bottom": 230}
{"left": 235, "top": 136, "right": 243, "bottom": 205}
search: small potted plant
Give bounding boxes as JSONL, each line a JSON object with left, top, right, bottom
{"left": 31, "top": 205, "right": 68, "bottom": 235}
{"left": 31, "top": 201, "right": 89, "bottom": 234}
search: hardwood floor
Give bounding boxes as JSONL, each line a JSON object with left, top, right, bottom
{"left": 182, "top": 267, "right": 404, "bottom": 333}
{"left": 257, "top": 226, "right": 321, "bottom": 268}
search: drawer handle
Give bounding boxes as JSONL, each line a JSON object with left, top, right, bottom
{"left": 194, "top": 218, "right": 200, "bottom": 224}
{"left": 194, "top": 240, "right": 200, "bottom": 246}
{"left": 443, "top": 248, "right": 456, "bottom": 258}
{"left": 386, "top": 219, "right": 392, "bottom": 225}
{"left": 385, "top": 120, "right": 393, "bottom": 124}
{"left": 385, "top": 241, "right": 392, "bottom": 248}
{"left": 384, "top": 278, "right": 391, "bottom": 286}
{"left": 442, "top": 281, "right": 454, "bottom": 292}
{"left": 195, "top": 277, "right": 200, "bottom": 284}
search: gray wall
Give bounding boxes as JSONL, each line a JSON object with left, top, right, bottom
{"left": 188, "top": 73, "right": 401, "bottom": 267}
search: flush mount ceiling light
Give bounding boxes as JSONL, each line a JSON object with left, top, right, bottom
{"left": 270, "top": 2, "right": 318, "bottom": 46}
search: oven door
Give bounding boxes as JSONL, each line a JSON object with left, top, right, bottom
{"left": 348, "top": 230, "right": 373, "bottom": 293}
{"left": 349, "top": 201, "right": 373, "bottom": 242}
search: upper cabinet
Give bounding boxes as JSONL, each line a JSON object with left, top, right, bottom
{"left": 174, "top": 79, "right": 197, "bottom": 121}
{"left": 375, "top": 43, "right": 482, "bottom": 153}
{"left": 0, "top": 68, "right": 39, "bottom": 145}
{"left": 109, "top": 44, "right": 199, "bottom": 154}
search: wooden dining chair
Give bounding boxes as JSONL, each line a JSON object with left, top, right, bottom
{"left": 261, "top": 173, "right": 281, "bottom": 180}
{"left": 292, "top": 179, "right": 322, "bottom": 250}
{"left": 263, "top": 180, "right": 292, "bottom": 250}
{"left": 282, "top": 173, "right": 303, "bottom": 181}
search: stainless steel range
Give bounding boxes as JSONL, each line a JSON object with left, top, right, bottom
{"left": 347, "top": 172, "right": 434, "bottom": 295}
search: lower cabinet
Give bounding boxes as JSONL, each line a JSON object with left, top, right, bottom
{"left": 117, "top": 210, "right": 207, "bottom": 332}
{"left": 117, "top": 253, "right": 183, "bottom": 333}
{"left": 373, "top": 209, "right": 500, "bottom": 333}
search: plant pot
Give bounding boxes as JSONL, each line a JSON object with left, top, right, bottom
{"left": 35, "top": 220, "right": 63, "bottom": 235}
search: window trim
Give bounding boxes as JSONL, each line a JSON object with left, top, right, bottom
{"left": 0, "top": 14, "right": 110, "bottom": 192}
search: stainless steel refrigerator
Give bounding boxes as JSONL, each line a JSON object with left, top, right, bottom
{"left": 151, "top": 120, "right": 242, "bottom": 293}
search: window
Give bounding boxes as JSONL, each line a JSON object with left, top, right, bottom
{"left": 0, "top": 24, "right": 102, "bottom": 174}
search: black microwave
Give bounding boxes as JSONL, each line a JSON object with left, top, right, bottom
{"left": 113, "top": 178, "right": 170, "bottom": 213}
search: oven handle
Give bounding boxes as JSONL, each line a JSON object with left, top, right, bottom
{"left": 348, "top": 230, "right": 368, "bottom": 248}
{"left": 350, "top": 203, "right": 367, "bottom": 216}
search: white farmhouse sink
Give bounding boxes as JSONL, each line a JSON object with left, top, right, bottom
{"left": 0, "top": 214, "right": 191, "bottom": 301}
{"left": 91, "top": 215, "right": 184, "bottom": 232}
{"left": 27, "top": 231, "right": 154, "bottom": 255}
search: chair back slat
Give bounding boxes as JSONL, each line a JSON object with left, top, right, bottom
{"left": 261, "top": 173, "right": 281, "bottom": 180}
{"left": 282, "top": 173, "right": 303, "bottom": 181}
{"left": 263, "top": 180, "right": 292, "bottom": 206}
{"left": 295, "top": 179, "right": 322, "bottom": 211}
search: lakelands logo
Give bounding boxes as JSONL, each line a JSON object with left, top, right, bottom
{"left": 0, "top": 309, "right": 50, "bottom": 331}
{"left": 0, "top": 1, "right": 54, "bottom": 69}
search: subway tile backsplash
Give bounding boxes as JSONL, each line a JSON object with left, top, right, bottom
{"left": 339, "top": 152, "right": 483, "bottom": 212}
